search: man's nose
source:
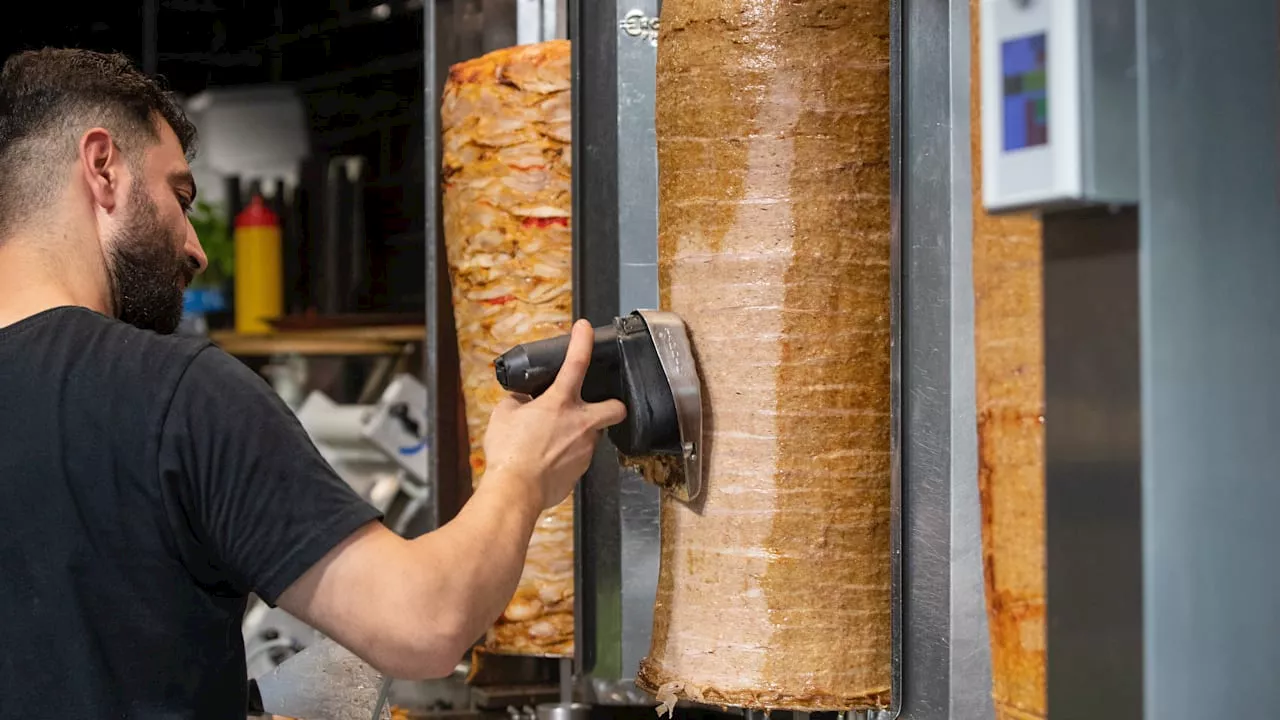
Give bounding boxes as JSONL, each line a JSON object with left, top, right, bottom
{"left": 186, "top": 223, "right": 208, "bottom": 274}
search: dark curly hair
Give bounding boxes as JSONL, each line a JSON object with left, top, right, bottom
{"left": 0, "top": 48, "right": 197, "bottom": 239}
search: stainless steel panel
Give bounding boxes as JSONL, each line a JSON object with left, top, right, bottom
{"left": 614, "top": 475, "right": 660, "bottom": 689}
{"left": 1138, "top": 0, "right": 1280, "bottom": 716}
{"left": 615, "top": 0, "right": 661, "bottom": 315}
{"left": 899, "top": 0, "right": 992, "bottom": 717}
{"left": 1079, "top": 0, "right": 1137, "bottom": 202}
{"left": 942, "top": 0, "right": 989, "bottom": 711}
{"left": 611, "top": 3, "right": 665, "bottom": 684}
{"left": 1043, "top": 207, "right": 1142, "bottom": 719}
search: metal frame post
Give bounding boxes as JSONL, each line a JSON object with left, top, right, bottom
{"left": 898, "top": 0, "right": 992, "bottom": 716}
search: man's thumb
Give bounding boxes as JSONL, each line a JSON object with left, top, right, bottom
{"left": 587, "top": 399, "right": 627, "bottom": 430}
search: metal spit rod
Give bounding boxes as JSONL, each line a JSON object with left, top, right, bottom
{"left": 559, "top": 657, "right": 573, "bottom": 704}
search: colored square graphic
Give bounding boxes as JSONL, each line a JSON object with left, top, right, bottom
{"left": 1001, "top": 32, "right": 1048, "bottom": 152}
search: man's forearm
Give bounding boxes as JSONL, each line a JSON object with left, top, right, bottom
{"left": 406, "top": 468, "right": 545, "bottom": 655}
{"left": 274, "top": 468, "right": 549, "bottom": 680}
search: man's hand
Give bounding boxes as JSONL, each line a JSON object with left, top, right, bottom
{"left": 276, "top": 318, "right": 627, "bottom": 681}
{"left": 482, "top": 319, "right": 627, "bottom": 509}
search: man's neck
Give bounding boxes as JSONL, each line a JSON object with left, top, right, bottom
{"left": 0, "top": 237, "right": 111, "bottom": 329}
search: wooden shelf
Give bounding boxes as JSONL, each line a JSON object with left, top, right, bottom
{"left": 209, "top": 325, "right": 423, "bottom": 357}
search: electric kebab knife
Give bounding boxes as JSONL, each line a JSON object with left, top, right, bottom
{"left": 493, "top": 310, "right": 704, "bottom": 504}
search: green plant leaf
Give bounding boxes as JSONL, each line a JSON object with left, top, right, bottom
{"left": 189, "top": 199, "right": 233, "bottom": 288}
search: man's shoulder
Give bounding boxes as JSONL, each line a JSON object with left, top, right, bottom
{"left": 60, "top": 306, "right": 212, "bottom": 370}
{"left": 19, "top": 306, "right": 216, "bottom": 398}
{"left": 59, "top": 309, "right": 285, "bottom": 431}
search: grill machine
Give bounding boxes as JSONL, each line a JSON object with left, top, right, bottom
{"left": 262, "top": 0, "right": 1280, "bottom": 718}
{"left": 260, "top": 0, "right": 986, "bottom": 717}
{"left": 421, "top": 0, "right": 990, "bottom": 719}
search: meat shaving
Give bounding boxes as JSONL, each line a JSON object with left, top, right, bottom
{"left": 654, "top": 682, "right": 684, "bottom": 718}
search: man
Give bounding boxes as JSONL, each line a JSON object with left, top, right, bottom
{"left": 0, "top": 48, "right": 625, "bottom": 718}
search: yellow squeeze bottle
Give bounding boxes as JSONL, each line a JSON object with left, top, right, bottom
{"left": 233, "top": 194, "right": 283, "bottom": 335}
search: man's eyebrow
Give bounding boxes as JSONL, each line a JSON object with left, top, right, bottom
{"left": 169, "top": 170, "right": 197, "bottom": 201}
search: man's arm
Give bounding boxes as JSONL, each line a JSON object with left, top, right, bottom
{"left": 274, "top": 320, "right": 623, "bottom": 679}
{"left": 161, "top": 320, "right": 620, "bottom": 681}
{"left": 275, "top": 471, "right": 541, "bottom": 679}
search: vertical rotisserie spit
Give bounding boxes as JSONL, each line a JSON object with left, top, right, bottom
{"left": 442, "top": 40, "right": 575, "bottom": 656}
{"left": 636, "top": 0, "right": 894, "bottom": 710}
{"left": 970, "top": 3, "right": 1047, "bottom": 718}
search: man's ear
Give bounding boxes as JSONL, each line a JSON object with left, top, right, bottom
{"left": 79, "top": 128, "right": 123, "bottom": 213}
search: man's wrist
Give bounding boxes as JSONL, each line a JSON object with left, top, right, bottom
{"left": 476, "top": 465, "right": 544, "bottom": 521}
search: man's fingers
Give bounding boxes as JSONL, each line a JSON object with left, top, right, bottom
{"left": 550, "top": 319, "right": 595, "bottom": 400}
{"left": 585, "top": 399, "right": 627, "bottom": 430}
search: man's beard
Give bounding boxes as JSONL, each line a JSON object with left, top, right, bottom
{"left": 106, "top": 184, "right": 193, "bottom": 335}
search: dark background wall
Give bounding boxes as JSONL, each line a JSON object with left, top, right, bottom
{"left": 0, "top": 0, "right": 529, "bottom": 317}
{"left": 1, "top": 0, "right": 430, "bottom": 314}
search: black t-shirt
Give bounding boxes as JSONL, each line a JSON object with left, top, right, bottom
{"left": 0, "top": 307, "right": 383, "bottom": 718}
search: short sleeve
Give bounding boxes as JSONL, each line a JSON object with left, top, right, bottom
{"left": 158, "top": 347, "right": 383, "bottom": 605}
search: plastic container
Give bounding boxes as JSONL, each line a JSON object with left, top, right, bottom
{"left": 233, "top": 194, "right": 283, "bottom": 334}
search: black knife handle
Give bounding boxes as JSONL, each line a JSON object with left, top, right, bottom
{"left": 495, "top": 324, "right": 620, "bottom": 399}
